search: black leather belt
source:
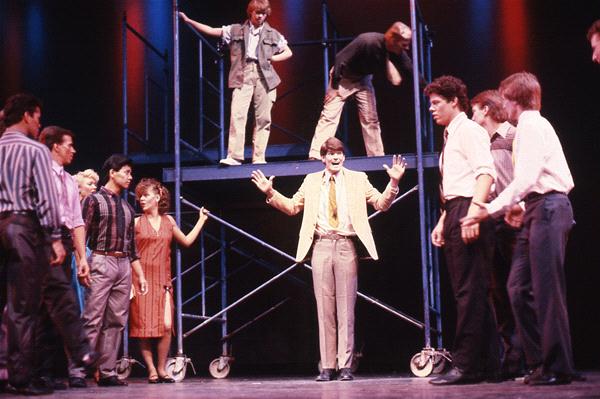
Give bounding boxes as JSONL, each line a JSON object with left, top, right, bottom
{"left": 523, "top": 190, "right": 564, "bottom": 203}
{"left": 0, "top": 210, "right": 36, "bottom": 219}
{"left": 92, "top": 250, "right": 130, "bottom": 258}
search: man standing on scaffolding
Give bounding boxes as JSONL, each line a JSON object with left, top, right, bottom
{"left": 179, "top": 0, "right": 292, "bottom": 166}
{"left": 251, "top": 138, "right": 406, "bottom": 382}
{"left": 308, "top": 22, "right": 413, "bottom": 160}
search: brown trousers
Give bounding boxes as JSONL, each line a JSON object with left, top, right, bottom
{"left": 311, "top": 236, "right": 358, "bottom": 369}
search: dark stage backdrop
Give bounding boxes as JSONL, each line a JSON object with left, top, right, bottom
{"left": 1, "top": 0, "right": 599, "bottom": 374}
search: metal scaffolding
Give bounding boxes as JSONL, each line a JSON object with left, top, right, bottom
{"left": 122, "top": 0, "right": 446, "bottom": 380}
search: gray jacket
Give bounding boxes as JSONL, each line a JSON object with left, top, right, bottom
{"left": 228, "top": 21, "right": 284, "bottom": 91}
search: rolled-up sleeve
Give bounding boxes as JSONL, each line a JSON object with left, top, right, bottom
{"left": 462, "top": 124, "right": 496, "bottom": 181}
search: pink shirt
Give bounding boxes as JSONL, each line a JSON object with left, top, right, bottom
{"left": 487, "top": 111, "right": 574, "bottom": 216}
{"left": 51, "top": 160, "right": 84, "bottom": 230}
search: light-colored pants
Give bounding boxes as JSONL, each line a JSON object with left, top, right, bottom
{"left": 70, "top": 254, "right": 132, "bottom": 378}
{"left": 228, "top": 62, "right": 277, "bottom": 163}
{"left": 309, "top": 75, "right": 383, "bottom": 159}
{"left": 311, "top": 237, "right": 358, "bottom": 370}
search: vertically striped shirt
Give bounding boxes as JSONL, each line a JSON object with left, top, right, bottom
{"left": 0, "top": 130, "right": 62, "bottom": 239}
{"left": 489, "top": 121, "right": 516, "bottom": 200}
{"left": 82, "top": 186, "right": 139, "bottom": 262}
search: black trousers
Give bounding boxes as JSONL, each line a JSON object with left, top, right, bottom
{"left": 490, "top": 219, "right": 524, "bottom": 374}
{"left": 443, "top": 198, "right": 500, "bottom": 374}
{"left": 35, "top": 227, "right": 90, "bottom": 377}
{"left": 507, "top": 193, "right": 574, "bottom": 375}
{"left": 0, "top": 213, "right": 50, "bottom": 387}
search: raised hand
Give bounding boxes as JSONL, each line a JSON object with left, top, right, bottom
{"left": 199, "top": 206, "right": 210, "bottom": 223}
{"left": 383, "top": 154, "right": 407, "bottom": 184}
{"left": 251, "top": 169, "right": 275, "bottom": 195}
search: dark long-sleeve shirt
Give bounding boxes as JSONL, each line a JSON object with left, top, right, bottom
{"left": 331, "top": 32, "right": 413, "bottom": 89}
{"left": 82, "top": 186, "right": 139, "bottom": 262}
{"left": 0, "top": 130, "right": 62, "bottom": 239}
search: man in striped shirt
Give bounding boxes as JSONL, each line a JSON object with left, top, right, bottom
{"left": 471, "top": 90, "right": 524, "bottom": 379}
{"left": 69, "top": 154, "right": 147, "bottom": 387}
{"left": 0, "top": 93, "right": 65, "bottom": 395}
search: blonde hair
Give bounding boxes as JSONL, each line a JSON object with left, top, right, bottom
{"left": 74, "top": 169, "right": 99, "bottom": 186}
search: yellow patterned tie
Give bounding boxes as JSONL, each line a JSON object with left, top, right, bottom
{"left": 328, "top": 176, "right": 339, "bottom": 228}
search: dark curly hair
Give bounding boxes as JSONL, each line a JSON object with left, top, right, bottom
{"left": 135, "top": 178, "right": 170, "bottom": 215}
{"left": 424, "top": 75, "right": 470, "bottom": 112}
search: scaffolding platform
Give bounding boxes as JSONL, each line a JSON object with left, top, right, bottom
{"left": 162, "top": 152, "right": 439, "bottom": 182}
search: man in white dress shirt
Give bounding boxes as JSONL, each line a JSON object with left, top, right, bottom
{"left": 425, "top": 76, "right": 500, "bottom": 385}
{"left": 463, "top": 72, "right": 575, "bottom": 385}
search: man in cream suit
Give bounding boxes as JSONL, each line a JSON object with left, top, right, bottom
{"left": 251, "top": 137, "right": 406, "bottom": 381}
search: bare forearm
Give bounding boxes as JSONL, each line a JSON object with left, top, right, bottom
{"left": 185, "top": 19, "right": 222, "bottom": 37}
{"left": 71, "top": 226, "right": 87, "bottom": 260}
{"left": 131, "top": 260, "right": 145, "bottom": 280}
{"left": 271, "top": 46, "right": 292, "bottom": 62}
{"left": 386, "top": 58, "right": 402, "bottom": 86}
{"left": 473, "top": 174, "right": 493, "bottom": 204}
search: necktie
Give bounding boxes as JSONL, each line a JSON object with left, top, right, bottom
{"left": 439, "top": 129, "right": 448, "bottom": 205}
{"left": 328, "top": 176, "right": 339, "bottom": 228}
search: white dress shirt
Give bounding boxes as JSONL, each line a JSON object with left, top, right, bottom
{"left": 315, "top": 170, "right": 355, "bottom": 236}
{"left": 440, "top": 112, "right": 496, "bottom": 200}
{"left": 487, "top": 110, "right": 574, "bottom": 216}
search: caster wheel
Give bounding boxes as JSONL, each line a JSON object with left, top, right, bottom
{"left": 209, "top": 358, "right": 231, "bottom": 379}
{"left": 165, "top": 357, "right": 187, "bottom": 382}
{"left": 116, "top": 358, "right": 132, "bottom": 380}
{"left": 410, "top": 352, "right": 434, "bottom": 377}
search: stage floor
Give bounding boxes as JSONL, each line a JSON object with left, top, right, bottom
{"left": 7, "top": 372, "right": 600, "bottom": 398}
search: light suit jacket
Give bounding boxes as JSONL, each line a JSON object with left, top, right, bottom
{"left": 267, "top": 167, "right": 397, "bottom": 262}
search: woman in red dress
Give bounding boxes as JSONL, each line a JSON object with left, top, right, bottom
{"left": 130, "top": 178, "right": 208, "bottom": 383}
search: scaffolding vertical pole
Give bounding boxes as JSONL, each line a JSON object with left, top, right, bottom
{"left": 122, "top": 13, "right": 128, "bottom": 155}
{"left": 199, "top": 41, "right": 205, "bottom": 149}
{"left": 173, "top": 0, "right": 184, "bottom": 356}
{"left": 163, "top": 53, "right": 169, "bottom": 153}
{"left": 321, "top": 1, "right": 329, "bottom": 92}
{"left": 409, "top": 0, "right": 432, "bottom": 349}
{"left": 220, "top": 224, "right": 228, "bottom": 356}
{"left": 218, "top": 58, "right": 225, "bottom": 160}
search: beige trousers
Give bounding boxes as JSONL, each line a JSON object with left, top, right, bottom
{"left": 309, "top": 74, "right": 384, "bottom": 159}
{"left": 311, "top": 236, "right": 358, "bottom": 369}
{"left": 69, "top": 254, "right": 131, "bottom": 378}
{"left": 228, "top": 62, "right": 277, "bottom": 163}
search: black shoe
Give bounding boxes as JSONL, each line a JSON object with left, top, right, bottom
{"left": 316, "top": 368, "right": 335, "bottom": 382}
{"left": 527, "top": 371, "right": 572, "bottom": 386}
{"left": 97, "top": 376, "right": 128, "bottom": 387}
{"left": 429, "top": 367, "right": 483, "bottom": 385}
{"left": 68, "top": 377, "right": 88, "bottom": 388}
{"left": 158, "top": 375, "right": 176, "bottom": 383}
{"left": 339, "top": 368, "right": 354, "bottom": 381}
{"left": 35, "top": 376, "right": 67, "bottom": 390}
{"left": 14, "top": 382, "right": 53, "bottom": 395}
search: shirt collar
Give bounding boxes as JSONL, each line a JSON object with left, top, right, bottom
{"left": 51, "top": 159, "right": 64, "bottom": 176}
{"left": 446, "top": 112, "right": 468, "bottom": 136}
{"left": 322, "top": 169, "right": 344, "bottom": 183}
{"left": 494, "top": 121, "right": 514, "bottom": 139}
{"left": 518, "top": 110, "right": 541, "bottom": 123}
{"left": 100, "top": 186, "right": 119, "bottom": 197}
